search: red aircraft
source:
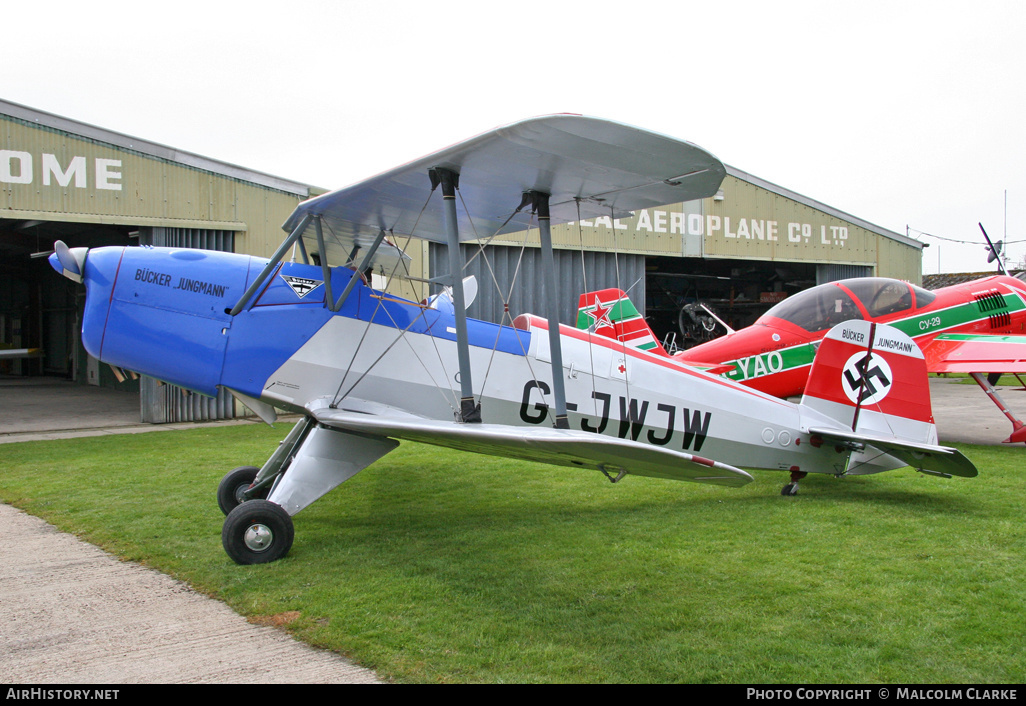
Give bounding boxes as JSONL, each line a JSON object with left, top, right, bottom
{"left": 576, "top": 273, "right": 1026, "bottom": 444}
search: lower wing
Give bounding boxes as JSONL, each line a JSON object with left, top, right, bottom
{"left": 922, "top": 333, "right": 1026, "bottom": 374}
{"left": 310, "top": 408, "right": 753, "bottom": 487}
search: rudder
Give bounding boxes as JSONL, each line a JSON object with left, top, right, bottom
{"left": 799, "top": 320, "right": 976, "bottom": 477}
{"left": 576, "top": 288, "right": 667, "bottom": 355}
{"left": 801, "top": 319, "right": 934, "bottom": 439}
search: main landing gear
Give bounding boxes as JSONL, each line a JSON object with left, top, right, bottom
{"left": 215, "top": 417, "right": 399, "bottom": 565}
{"left": 781, "top": 469, "right": 807, "bottom": 496}
{"left": 218, "top": 466, "right": 293, "bottom": 564}
{"left": 216, "top": 466, "right": 267, "bottom": 515}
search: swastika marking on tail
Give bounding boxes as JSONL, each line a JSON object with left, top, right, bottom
{"left": 841, "top": 352, "right": 892, "bottom": 405}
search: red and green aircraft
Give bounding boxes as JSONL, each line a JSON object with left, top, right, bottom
{"left": 578, "top": 275, "right": 1026, "bottom": 443}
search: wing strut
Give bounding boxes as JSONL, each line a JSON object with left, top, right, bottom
{"left": 431, "top": 166, "right": 481, "bottom": 423}
{"left": 527, "top": 190, "right": 570, "bottom": 429}
{"left": 229, "top": 213, "right": 312, "bottom": 315}
{"left": 313, "top": 216, "right": 336, "bottom": 308}
{"left": 330, "top": 228, "right": 386, "bottom": 312}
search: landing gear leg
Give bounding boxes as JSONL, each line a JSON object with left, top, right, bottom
{"left": 218, "top": 418, "right": 314, "bottom": 564}
{"left": 781, "top": 470, "right": 807, "bottom": 496}
{"left": 970, "top": 372, "right": 1026, "bottom": 444}
{"left": 218, "top": 417, "right": 399, "bottom": 565}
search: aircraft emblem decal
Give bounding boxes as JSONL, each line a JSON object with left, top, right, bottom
{"left": 841, "top": 351, "right": 892, "bottom": 405}
{"left": 611, "top": 356, "right": 629, "bottom": 380}
{"left": 585, "top": 296, "right": 614, "bottom": 331}
{"left": 281, "top": 275, "right": 323, "bottom": 299}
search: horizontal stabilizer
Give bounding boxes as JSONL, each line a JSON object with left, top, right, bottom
{"left": 312, "top": 409, "right": 752, "bottom": 487}
{"left": 808, "top": 427, "right": 978, "bottom": 478}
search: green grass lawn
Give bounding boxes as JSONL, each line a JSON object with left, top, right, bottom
{"left": 1, "top": 423, "right": 1023, "bottom": 683}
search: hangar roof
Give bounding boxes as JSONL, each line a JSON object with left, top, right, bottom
{"left": 0, "top": 98, "right": 313, "bottom": 198}
{"left": 725, "top": 165, "right": 921, "bottom": 250}
{"left": 2, "top": 99, "right": 921, "bottom": 257}
{"left": 923, "top": 270, "right": 1026, "bottom": 289}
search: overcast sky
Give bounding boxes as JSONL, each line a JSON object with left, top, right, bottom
{"left": 7, "top": 0, "right": 1025, "bottom": 274}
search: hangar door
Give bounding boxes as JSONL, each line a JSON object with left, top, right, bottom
{"left": 817, "top": 264, "right": 872, "bottom": 284}
{"left": 137, "top": 227, "right": 237, "bottom": 423}
{"left": 428, "top": 243, "right": 646, "bottom": 328}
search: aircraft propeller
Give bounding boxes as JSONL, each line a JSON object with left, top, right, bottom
{"left": 49, "top": 240, "right": 88, "bottom": 283}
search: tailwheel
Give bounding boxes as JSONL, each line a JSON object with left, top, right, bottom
{"left": 781, "top": 469, "right": 807, "bottom": 496}
{"left": 222, "top": 499, "right": 294, "bottom": 564}
{"left": 217, "top": 466, "right": 268, "bottom": 516}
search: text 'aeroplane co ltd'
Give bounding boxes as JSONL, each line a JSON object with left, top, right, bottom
{"left": 49, "top": 115, "right": 977, "bottom": 564}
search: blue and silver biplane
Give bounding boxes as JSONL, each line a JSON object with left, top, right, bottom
{"left": 50, "top": 116, "right": 976, "bottom": 563}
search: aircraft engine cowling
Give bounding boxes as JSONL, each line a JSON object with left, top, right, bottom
{"left": 56, "top": 244, "right": 252, "bottom": 397}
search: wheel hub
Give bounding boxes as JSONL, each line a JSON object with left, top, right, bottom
{"left": 244, "top": 523, "right": 273, "bottom": 552}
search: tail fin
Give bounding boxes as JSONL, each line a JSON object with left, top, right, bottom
{"left": 576, "top": 288, "right": 667, "bottom": 356}
{"left": 800, "top": 320, "right": 976, "bottom": 478}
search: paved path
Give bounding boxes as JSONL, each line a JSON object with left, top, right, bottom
{"left": 0, "top": 378, "right": 380, "bottom": 684}
{"left": 0, "top": 503, "right": 381, "bottom": 684}
{"left": 927, "top": 376, "right": 1026, "bottom": 446}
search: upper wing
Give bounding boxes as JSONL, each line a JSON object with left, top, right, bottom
{"left": 921, "top": 333, "right": 1026, "bottom": 373}
{"left": 283, "top": 115, "right": 726, "bottom": 264}
{"left": 311, "top": 408, "right": 752, "bottom": 488}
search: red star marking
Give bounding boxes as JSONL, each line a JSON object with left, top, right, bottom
{"left": 586, "top": 296, "right": 614, "bottom": 330}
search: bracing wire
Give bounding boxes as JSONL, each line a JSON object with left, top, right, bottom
{"left": 327, "top": 188, "right": 461, "bottom": 411}
{"left": 910, "top": 227, "right": 1026, "bottom": 246}
{"left": 453, "top": 189, "right": 554, "bottom": 421}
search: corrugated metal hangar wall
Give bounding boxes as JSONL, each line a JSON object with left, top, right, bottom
{"left": 0, "top": 100, "right": 311, "bottom": 422}
{"left": 429, "top": 243, "right": 646, "bottom": 330}
{"left": 452, "top": 166, "right": 920, "bottom": 343}
{"left": 2, "top": 99, "right": 924, "bottom": 423}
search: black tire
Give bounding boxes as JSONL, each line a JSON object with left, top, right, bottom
{"left": 222, "top": 500, "right": 294, "bottom": 564}
{"left": 217, "top": 466, "right": 266, "bottom": 516}
{"left": 781, "top": 482, "right": 799, "bottom": 496}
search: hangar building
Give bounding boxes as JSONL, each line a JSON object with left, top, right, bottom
{"left": 1, "top": 99, "right": 316, "bottom": 421}
{"left": 1, "top": 100, "right": 923, "bottom": 422}
{"left": 428, "top": 164, "right": 923, "bottom": 351}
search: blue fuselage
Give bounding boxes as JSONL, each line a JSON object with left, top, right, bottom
{"left": 73, "top": 246, "right": 523, "bottom": 403}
